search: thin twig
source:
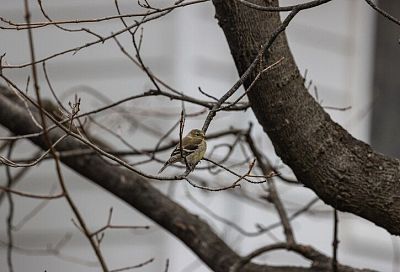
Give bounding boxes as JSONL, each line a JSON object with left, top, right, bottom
{"left": 90, "top": 208, "right": 150, "bottom": 239}
{"left": 23, "top": 1, "right": 109, "bottom": 270}
{"left": 332, "top": 209, "right": 339, "bottom": 272}
{"left": 201, "top": 9, "right": 301, "bottom": 133}
{"left": 0, "top": 0, "right": 209, "bottom": 31}
{"left": 364, "top": 0, "right": 400, "bottom": 26}
{"left": 109, "top": 258, "right": 154, "bottom": 272}
{"left": 164, "top": 259, "right": 170, "bottom": 272}
{"left": 0, "top": 151, "right": 39, "bottom": 204}
{"left": 235, "top": 0, "right": 332, "bottom": 12}
{"left": 245, "top": 131, "right": 295, "bottom": 245}
{"left": 0, "top": 186, "right": 64, "bottom": 199}
{"left": 6, "top": 141, "right": 15, "bottom": 272}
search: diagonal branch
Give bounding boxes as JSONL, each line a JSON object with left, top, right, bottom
{"left": 0, "top": 86, "right": 371, "bottom": 272}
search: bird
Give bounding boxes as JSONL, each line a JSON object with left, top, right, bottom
{"left": 158, "top": 129, "right": 207, "bottom": 174}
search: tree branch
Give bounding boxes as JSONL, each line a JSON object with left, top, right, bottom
{"left": 0, "top": 86, "right": 371, "bottom": 272}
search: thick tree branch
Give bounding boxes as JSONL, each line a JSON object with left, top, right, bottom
{"left": 212, "top": 0, "right": 400, "bottom": 235}
{"left": 0, "top": 87, "right": 372, "bottom": 272}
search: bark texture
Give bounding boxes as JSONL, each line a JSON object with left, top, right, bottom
{"left": 212, "top": 0, "right": 400, "bottom": 235}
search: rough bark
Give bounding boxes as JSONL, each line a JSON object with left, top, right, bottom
{"left": 212, "top": 0, "right": 400, "bottom": 235}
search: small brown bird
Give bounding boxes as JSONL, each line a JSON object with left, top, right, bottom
{"left": 158, "top": 129, "right": 207, "bottom": 174}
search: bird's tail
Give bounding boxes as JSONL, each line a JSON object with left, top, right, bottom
{"left": 157, "top": 162, "right": 169, "bottom": 174}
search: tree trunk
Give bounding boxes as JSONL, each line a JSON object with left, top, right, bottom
{"left": 212, "top": 0, "right": 400, "bottom": 235}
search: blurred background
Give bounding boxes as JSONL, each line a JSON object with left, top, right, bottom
{"left": 0, "top": 0, "right": 399, "bottom": 271}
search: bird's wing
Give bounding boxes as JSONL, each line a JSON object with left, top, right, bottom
{"left": 182, "top": 135, "right": 203, "bottom": 146}
{"left": 170, "top": 137, "right": 202, "bottom": 158}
